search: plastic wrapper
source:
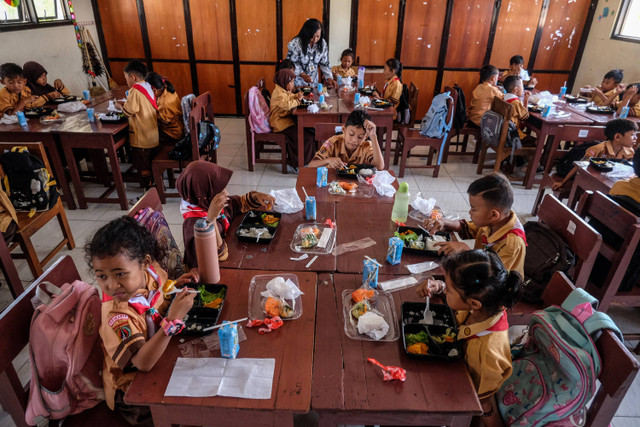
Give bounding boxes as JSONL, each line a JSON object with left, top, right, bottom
{"left": 410, "top": 193, "right": 436, "bottom": 216}
{"left": 367, "top": 358, "right": 407, "bottom": 382}
{"left": 357, "top": 311, "right": 389, "bottom": 340}
{"left": 604, "top": 162, "right": 634, "bottom": 180}
{"left": 246, "top": 316, "right": 284, "bottom": 334}
{"left": 269, "top": 188, "right": 304, "bottom": 213}
{"left": 0, "top": 115, "right": 19, "bottom": 124}
{"left": 334, "top": 237, "right": 376, "bottom": 255}
{"left": 371, "top": 170, "right": 396, "bottom": 197}
{"left": 307, "top": 103, "right": 319, "bottom": 113}
{"left": 56, "top": 101, "right": 87, "bottom": 113}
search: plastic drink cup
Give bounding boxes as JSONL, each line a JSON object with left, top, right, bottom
{"left": 318, "top": 83, "right": 323, "bottom": 94}
{"left": 541, "top": 105, "right": 552, "bottom": 118}
{"left": 305, "top": 196, "right": 316, "bottom": 221}
{"left": 358, "top": 67, "right": 365, "bottom": 88}
{"left": 319, "top": 94, "right": 325, "bottom": 104}
{"left": 16, "top": 111, "right": 27, "bottom": 126}
{"left": 386, "top": 237, "right": 403, "bottom": 265}
{"left": 560, "top": 86, "right": 567, "bottom": 98}
{"left": 82, "top": 90, "right": 90, "bottom": 101}
{"left": 316, "top": 167, "right": 328, "bottom": 187}
{"left": 218, "top": 322, "right": 239, "bottom": 359}
{"left": 86, "top": 108, "right": 95, "bottom": 122}
{"left": 354, "top": 92, "right": 361, "bottom": 105}
{"left": 363, "top": 258, "right": 379, "bottom": 288}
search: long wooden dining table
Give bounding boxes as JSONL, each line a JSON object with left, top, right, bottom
{"left": 567, "top": 160, "right": 634, "bottom": 209}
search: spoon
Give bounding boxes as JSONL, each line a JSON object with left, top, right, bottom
{"left": 422, "top": 296, "right": 434, "bottom": 324}
{"left": 165, "top": 288, "right": 200, "bottom": 296}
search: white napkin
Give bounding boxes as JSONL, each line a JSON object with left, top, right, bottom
{"left": 307, "top": 103, "right": 319, "bottom": 114}
{"left": 410, "top": 192, "right": 436, "bottom": 215}
{"left": 371, "top": 170, "right": 396, "bottom": 197}
{"left": 269, "top": 188, "right": 303, "bottom": 213}
{"left": 342, "top": 77, "right": 353, "bottom": 86}
{"left": 358, "top": 95, "right": 371, "bottom": 106}
{"left": 357, "top": 311, "right": 389, "bottom": 340}
{"left": 0, "top": 115, "right": 19, "bottom": 124}
{"left": 604, "top": 163, "right": 634, "bottom": 180}
{"left": 107, "top": 100, "right": 121, "bottom": 113}
{"left": 57, "top": 101, "right": 86, "bottom": 113}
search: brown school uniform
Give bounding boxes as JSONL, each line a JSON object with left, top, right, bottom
{"left": 610, "top": 177, "right": 640, "bottom": 203}
{"left": 612, "top": 100, "right": 640, "bottom": 118}
{"left": 0, "top": 86, "right": 46, "bottom": 116}
{"left": 313, "top": 134, "right": 374, "bottom": 165}
{"left": 269, "top": 84, "right": 300, "bottom": 132}
{"left": 157, "top": 90, "right": 184, "bottom": 141}
{"left": 592, "top": 88, "right": 618, "bottom": 107}
{"left": 504, "top": 93, "right": 529, "bottom": 139}
{"left": 468, "top": 82, "right": 504, "bottom": 126}
{"left": 381, "top": 76, "right": 403, "bottom": 120}
{"left": 331, "top": 65, "right": 356, "bottom": 78}
{"left": 585, "top": 140, "right": 634, "bottom": 160}
{"left": 459, "top": 210, "right": 527, "bottom": 276}
{"left": 100, "top": 263, "right": 170, "bottom": 410}
{"left": 122, "top": 83, "right": 159, "bottom": 149}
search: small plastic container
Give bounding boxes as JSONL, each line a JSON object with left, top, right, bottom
{"left": 290, "top": 223, "right": 336, "bottom": 254}
{"left": 248, "top": 273, "right": 302, "bottom": 321}
{"left": 401, "top": 301, "right": 463, "bottom": 360}
{"left": 235, "top": 210, "right": 281, "bottom": 244}
{"left": 182, "top": 283, "right": 227, "bottom": 336}
{"left": 327, "top": 180, "right": 374, "bottom": 198}
{"left": 395, "top": 226, "right": 451, "bottom": 256}
{"left": 342, "top": 289, "right": 399, "bottom": 342}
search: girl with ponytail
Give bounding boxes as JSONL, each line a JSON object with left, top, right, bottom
{"left": 417, "top": 249, "right": 522, "bottom": 426}
{"left": 146, "top": 72, "right": 184, "bottom": 143}
{"left": 372, "top": 58, "right": 403, "bottom": 120}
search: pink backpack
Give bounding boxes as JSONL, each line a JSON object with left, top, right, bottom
{"left": 25, "top": 281, "right": 105, "bottom": 425}
{"left": 248, "top": 86, "right": 271, "bottom": 134}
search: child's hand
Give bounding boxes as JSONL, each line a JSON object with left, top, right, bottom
{"left": 300, "top": 73, "right": 312, "bottom": 84}
{"left": 325, "top": 157, "right": 346, "bottom": 169}
{"left": 435, "top": 241, "right": 471, "bottom": 256}
{"left": 523, "top": 91, "right": 531, "bottom": 101}
{"left": 326, "top": 78, "right": 338, "bottom": 89}
{"left": 551, "top": 181, "right": 564, "bottom": 191}
{"left": 529, "top": 77, "right": 538, "bottom": 86}
{"left": 617, "top": 83, "right": 627, "bottom": 93}
{"left": 166, "top": 288, "right": 196, "bottom": 321}
{"left": 48, "top": 91, "right": 61, "bottom": 99}
{"left": 113, "top": 101, "right": 124, "bottom": 111}
{"left": 18, "top": 96, "right": 39, "bottom": 110}
{"left": 176, "top": 271, "right": 200, "bottom": 286}
{"left": 254, "top": 192, "right": 276, "bottom": 210}
{"left": 207, "top": 190, "right": 229, "bottom": 221}
{"left": 623, "top": 85, "right": 638, "bottom": 99}
{"left": 372, "top": 90, "right": 381, "bottom": 99}
{"left": 297, "top": 91, "right": 304, "bottom": 100}
{"left": 416, "top": 278, "right": 445, "bottom": 298}
{"left": 364, "top": 119, "right": 377, "bottom": 140}
{"left": 53, "top": 79, "right": 64, "bottom": 91}
{"left": 423, "top": 218, "right": 445, "bottom": 234}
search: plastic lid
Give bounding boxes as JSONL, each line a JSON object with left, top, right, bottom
{"left": 398, "top": 182, "right": 409, "bottom": 193}
{"left": 195, "top": 218, "right": 216, "bottom": 232}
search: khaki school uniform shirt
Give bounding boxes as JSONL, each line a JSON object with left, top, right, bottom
{"left": 313, "top": 134, "right": 374, "bottom": 165}
{"left": 612, "top": 100, "right": 640, "bottom": 118}
{"left": 456, "top": 310, "right": 512, "bottom": 399}
{"left": 468, "top": 82, "right": 504, "bottom": 126}
{"left": 585, "top": 140, "right": 634, "bottom": 160}
{"left": 269, "top": 84, "right": 299, "bottom": 133}
{"left": 459, "top": 210, "right": 526, "bottom": 276}
{"left": 122, "top": 86, "right": 159, "bottom": 149}
{"left": 382, "top": 76, "right": 403, "bottom": 120}
{"left": 610, "top": 177, "right": 640, "bottom": 203}
{"left": 592, "top": 88, "right": 617, "bottom": 107}
{"left": 504, "top": 94, "right": 529, "bottom": 139}
{"left": 0, "top": 188, "right": 18, "bottom": 233}
{"left": 100, "top": 263, "right": 170, "bottom": 409}
{"left": 157, "top": 90, "right": 184, "bottom": 140}
{"left": 331, "top": 66, "right": 356, "bottom": 78}
{"left": 0, "top": 86, "right": 46, "bottom": 116}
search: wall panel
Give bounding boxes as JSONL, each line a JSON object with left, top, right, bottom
{"left": 236, "top": 0, "right": 277, "bottom": 62}
{"left": 402, "top": 69, "right": 438, "bottom": 119}
{"left": 401, "top": 0, "right": 446, "bottom": 67}
{"left": 445, "top": 0, "right": 494, "bottom": 68}
{"left": 282, "top": 0, "right": 324, "bottom": 58}
{"left": 190, "top": 0, "right": 233, "bottom": 60}
{"left": 152, "top": 62, "right": 193, "bottom": 99}
{"left": 196, "top": 64, "right": 237, "bottom": 115}
{"left": 533, "top": 73, "right": 570, "bottom": 93}
{"left": 442, "top": 70, "right": 481, "bottom": 107}
{"left": 108, "top": 61, "right": 129, "bottom": 86}
{"left": 144, "top": 0, "right": 189, "bottom": 60}
{"left": 355, "top": 0, "right": 399, "bottom": 65}
{"left": 96, "top": 0, "right": 144, "bottom": 58}
{"left": 490, "top": 0, "right": 543, "bottom": 68}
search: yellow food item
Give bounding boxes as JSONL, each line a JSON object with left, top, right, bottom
{"left": 162, "top": 279, "right": 177, "bottom": 293}
{"left": 352, "top": 288, "right": 375, "bottom": 303}
{"left": 265, "top": 297, "right": 281, "bottom": 317}
{"left": 407, "top": 342, "right": 428, "bottom": 355}
{"left": 204, "top": 297, "right": 223, "bottom": 309}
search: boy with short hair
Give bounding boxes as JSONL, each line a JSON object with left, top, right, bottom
{"left": 500, "top": 55, "right": 537, "bottom": 88}
{"left": 584, "top": 69, "right": 625, "bottom": 107}
{"left": 0, "top": 63, "right": 42, "bottom": 116}
{"left": 308, "top": 109, "right": 384, "bottom": 169}
{"left": 114, "top": 60, "right": 159, "bottom": 188}
{"left": 503, "top": 75, "right": 530, "bottom": 139}
{"left": 614, "top": 83, "right": 640, "bottom": 118}
{"left": 552, "top": 118, "right": 638, "bottom": 191}
{"left": 610, "top": 148, "right": 640, "bottom": 203}
{"left": 424, "top": 173, "right": 527, "bottom": 275}
{"left": 467, "top": 65, "right": 504, "bottom": 127}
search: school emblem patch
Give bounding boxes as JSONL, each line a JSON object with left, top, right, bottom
{"left": 83, "top": 312, "right": 97, "bottom": 336}
{"left": 108, "top": 314, "right": 132, "bottom": 342}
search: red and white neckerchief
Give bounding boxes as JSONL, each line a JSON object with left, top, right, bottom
{"left": 132, "top": 81, "right": 158, "bottom": 110}
{"left": 504, "top": 93, "right": 520, "bottom": 104}
{"left": 464, "top": 310, "right": 509, "bottom": 340}
{"left": 481, "top": 217, "right": 528, "bottom": 248}
{"left": 383, "top": 76, "right": 400, "bottom": 93}
{"left": 180, "top": 199, "right": 230, "bottom": 232}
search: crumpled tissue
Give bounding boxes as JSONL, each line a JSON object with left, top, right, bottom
{"left": 269, "top": 188, "right": 304, "bottom": 213}
{"left": 357, "top": 311, "right": 389, "bottom": 340}
{"left": 307, "top": 103, "right": 319, "bottom": 113}
{"left": 0, "top": 115, "right": 19, "bottom": 124}
{"left": 371, "top": 170, "right": 396, "bottom": 197}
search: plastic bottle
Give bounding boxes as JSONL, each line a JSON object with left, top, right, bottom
{"left": 194, "top": 218, "right": 220, "bottom": 283}
{"left": 391, "top": 182, "right": 410, "bottom": 223}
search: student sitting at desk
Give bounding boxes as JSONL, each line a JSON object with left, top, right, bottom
{"left": 23, "top": 61, "right": 70, "bottom": 102}
{"left": 467, "top": 65, "right": 504, "bottom": 128}
{"left": 583, "top": 69, "right": 625, "bottom": 107}
{"left": 309, "top": 109, "right": 384, "bottom": 169}
{"left": 331, "top": 49, "right": 356, "bottom": 79}
{"left": 610, "top": 148, "right": 640, "bottom": 203}
{"left": 146, "top": 72, "right": 184, "bottom": 144}
{"left": 0, "top": 63, "right": 41, "bottom": 116}
{"left": 613, "top": 83, "right": 640, "bottom": 118}
{"left": 372, "top": 58, "right": 403, "bottom": 120}
{"left": 499, "top": 55, "right": 537, "bottom": 88}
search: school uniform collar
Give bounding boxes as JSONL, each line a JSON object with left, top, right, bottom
{"left": 457, "top": 310, "right": 508, "bottom": 340}
{"left": 384, "top": 76, "right": 400, "bottom": 91}
{"left": 603, "top": 140, "right": 632, "bottom": 159}
{"left": 504, "top": 93, "right": 519, "bottom": 103}
{"left": 480, "top": 211, "right": 527, "bottom": 246}
{"left": 132, "top": 82, "right": 158, "bottom": 109}
{"left": 335, "top": 135, "right": 371, "bottom": 162}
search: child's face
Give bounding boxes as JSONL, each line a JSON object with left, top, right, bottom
{"left": 152, "top": 87, "right": 165, "bottom": 98}
{"left": 601, "top": 77, "right": 617, "bottom": 92}
{"left": 286, "top": 80, "right": 295, "bottom": 92}
{"left": 1, "top": 75, "right": 27, "bottom": 94}
{"left": 124, "top": 72, "right": 139, "bottom": 88}
{"left": 36, "top": 72, "right": 48, "bottom": 86}
{"left": 343, "top": 124, "right": 367, "bottom": 151}
{"left": 511, "top": 80, "right": 524, "bottom": 97}
{"left": 341, "top": 55, "right": 353, "bottom": 70}
{"left": 614, "top": 130, "right": 638, "bottom": 148}
{"left": 468, "top": 193, "right": 499, "bottom": 227}
{"left": 443, "top": 274, "right": 471, "bottom": 311}
{"left": 383, "top": 64, "right": 394, "bottom": 80}
{"left": 510, "top": 63, "right": 523, "bottom": 73}
{"left": 93, "top": 252, "right": 150, "bottom": 303}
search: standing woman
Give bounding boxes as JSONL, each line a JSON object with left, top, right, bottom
{"left": 286, "top": 19, "right": 337, "bottom": 89}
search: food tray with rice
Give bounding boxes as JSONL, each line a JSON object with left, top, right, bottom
{"left": 342, "top": 289, "right": 399, "bottom": 341}
{"left": 371, "top": 99, "right": 392, "bottom": 108}
{"left": 299, "top": 86, "right": 313, "bottom": 96}
{"left": 586, "top": 106, "right": 615, "bottom": 115}
{"left": 336, "top": 164, "right": 376, "bottom": 180}
{"left": 290, "top": 222, "right": 336, "bottom": 254}
{"left": 588, "top": 157, "right": 615, "bottom": 172}
{"left": 181, "top": 284, "right": 227, "bottom": 336}
{"left": 248, "top": 274, "right": 303, "bottom": 321}
{"left": 528, "top": 104, "right": 543, "bottom": 113}
{"left": 297, "top": 98, "right": 314, "bottom": 108}
{"left": 236, "top": 210, "right": 281, "bottom": 244}
{"left": 395, "top": 226, "right": 450, "bottom": 256}
{"left": 327, "top": 180, "right": 375, "bottom": 198}
{"left": 359, "top": 86, "right": 375, "bottom": 96}
{"left": 99, "top": 112, "right": 127, "bottom": 123}
{"left": 401, "top": 301, "right": 462, "bottom": 360}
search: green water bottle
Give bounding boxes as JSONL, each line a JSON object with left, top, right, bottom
{"left": 391, "top": 182, "right": 410, "bottom": 223}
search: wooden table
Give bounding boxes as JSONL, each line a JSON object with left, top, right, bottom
{"left": 313, "top": 273, "right": 482, "bottom": 426}
{"left": 335, "top": 201, "right": 443, "bottom": 275}
{"left": 562, "top": 101, "right": 640, "bottom": 126}
{"left": 222, "top": 201, "right": 336, "bottom": 272}
{"left": 295, "top": 166, "right": 398, "bottom": 204}
{"left": 125, "top": 268, "right": 318, "bottom": 427}
{"left": 567, "top": 160, "right": 633, "bottom": 209}
{"left": 292, "top": 95, "right": 340, "bottom": 170}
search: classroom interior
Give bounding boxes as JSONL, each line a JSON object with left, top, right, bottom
{"left": 1, "top": 0, "right": 640, "bottom": 426}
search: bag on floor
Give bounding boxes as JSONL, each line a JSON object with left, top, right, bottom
{"left": 497, "top": 288, "right": 621, "bottom": 426}
{"left": 521, "top": 221, "right": 575, "bottom": 304}
{"left": 134, "top": 207, "right": 185, "bottom": 279}
{"left": 0, "top": 146, "right": 60, "bottom": 213}
{"left": 419, "top": 91, "right": 453, "bottom": 138}
{"left": 25, "top": 280, "right": 105, "bottom": 424}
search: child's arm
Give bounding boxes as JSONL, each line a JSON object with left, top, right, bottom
{"left": 308, "top": 157, "right": 346, "bottom": 168}
{"left": 479, "top": 396, "right": 504, "bottom": 427}
{"left": 13, "top": 95, "right": 40, "bottom": 113}
{"left": 53, "top": 79, "right": 70, "bottom": 95}
{"left": 364, "top": 119, "right": 384, "bottom": 170}
{"left": 130, "top": 289, "right": 195, "bottom": 372}
{"left": 617, "top": 86, "right": 638, "bottom": 115}
{"left": 552, "top": 165, "right": 578, "bottom": 190}
{"left": 423, "top": 218, "right": 463, "bottom": 234}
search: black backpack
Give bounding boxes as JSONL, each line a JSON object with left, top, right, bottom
{"left": 522, "top": 221, "right": 576, "bottom": 304}
{"left": 0, "top": 147, "right": 60, "bottom": 213}
{"left": 396, "top": 83, "right": 411, "bottom": 124}
{"left": 168, "top": 121, "right": 221, "bottom": 161}
{"left": 555, "top": 141, "right": 601, "bottom": 177}
{"left": 451, "top": 84, "right": 467, "bottom": 130}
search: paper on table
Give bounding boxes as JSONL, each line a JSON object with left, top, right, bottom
{"left": 378, "top": 276, "right": 418, "bottom": 292}
{"left": 334, "top": 237, "right": 376, "bottom": 255}
{"left": 165, "top": 357, "right": 275, "bottom": 399}
{"left": 406, "top": 261, "right": 439, "bottom": 274}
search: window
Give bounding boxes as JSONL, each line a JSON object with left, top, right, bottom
{"left": 0, "top": 0, "right": 69, "bottom": 29}
{"left": 612, "top": 0, "right": 640, "bottom": 43}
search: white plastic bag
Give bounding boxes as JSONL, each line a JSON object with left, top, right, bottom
{"left": 410, "top": 192, "right": 436, "bottom": 215}
{"left": 0, "top": 115, "right": 19, "bottom": 124}
{"left": 371, "top": 170, "right": 396, "bottom": 197}
{"left": 57, "top": 101, "right": 87, "bottom": 113}
{"left": 307, "top": 104, "right": 319, "bottom": 114}
{"left": 269, "top": 188, "right": 304, "bottom": 213}
{"left": 260, "top": 276, "right": 304, "bottom": 310}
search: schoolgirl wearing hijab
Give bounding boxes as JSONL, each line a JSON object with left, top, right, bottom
{"left": 269, "top": 69, "right": 315, "bottom": 171}
{"left": 23, "top": 61, "right": 70, "bottom": 101}
{"left": 176, "top": 160, "right": 276, "bottom": 269}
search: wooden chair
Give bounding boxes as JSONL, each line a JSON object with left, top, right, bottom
{"left": 314, "top": 123, "right": 343, "bottom": 149}
{"left": 508, "top": 194, "right": 602, "bottom": 325}
{"left": 0, "top": 234, "right": 23, "bottom": 299}
{"left": 0, "top": 142, "right": 75, "bottom": 278}
{"left": 539, "top": 271, "right": 639, "bottom": 427}
{"left": 244, "top": 79, "right": 288, "bottom": 175}
{"left": 394, "top": 87, "right": 457, "bottom": 178}
{"left": 152, "top": 92, "right": 214, "bottom": 203}
{"left": 128, "top": 187, "right": 162, "bottom": 216}
{"left": 0, "top": 256, "right": 129, "bottom": 427}
{"left": 391, "top": 82, "right": 419, "bottom": 144}
{"left": 475, "top": 96, "right": 536, "bottom": 184}
{"left": 531, "top": 125, "right": 606, "bottom": 215}
{"left": 443, "top": 84, "right": 481, "bottom": 163}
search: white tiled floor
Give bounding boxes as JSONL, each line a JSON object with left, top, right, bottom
{"left": 1, "top": 117, "right": 639, "bottom": 426}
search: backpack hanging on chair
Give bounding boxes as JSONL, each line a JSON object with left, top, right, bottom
{"left": 168, "top": 94, "right": 196, "bottom": 161}
{"left": 419, "top": 91, "right": 453, "bottom": 138}
{"left": 396, "top": 83, "right": 411, "bottom": 125}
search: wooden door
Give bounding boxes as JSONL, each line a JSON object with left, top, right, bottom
{"left": 143, "top": 0, "right": 189, "bottom": 60}
{"left": 197, "top": 64, "right": 236, "bottom": 115}
{"left": 355, "top": 0, "right": 400, "bottom": 66}
{"left": 152, "top": 62, "right": 192, "bottom": 99}
{"left": 236, "top": 0, "right": 277, "bottom": 62}
{"left": 282, "top": 0, "right": 324, "bottom": 58}
{"left": 95, "top": 0, "right": 144, "bottom": 59}
{"left": 444, "top": 0, "right": 494, "bottom": 69}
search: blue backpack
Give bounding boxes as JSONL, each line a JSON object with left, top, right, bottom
{"left": 419, "top": 91, "right": 453, "bottom": 138}
{"left": 497, "top": 288, "right": 621, "bottom": 426}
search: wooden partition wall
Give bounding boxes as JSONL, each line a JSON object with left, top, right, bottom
{"left": 93, "top": 0, "right": 597, "bottom": 118}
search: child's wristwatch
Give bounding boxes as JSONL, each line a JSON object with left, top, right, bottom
{"left": 160, "top": 318, "right": 185, "bottom": 336}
